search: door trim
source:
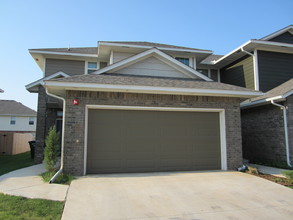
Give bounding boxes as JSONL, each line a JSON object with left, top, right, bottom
{"left": 84, "top": 105, "right": 227, "bottom": 175}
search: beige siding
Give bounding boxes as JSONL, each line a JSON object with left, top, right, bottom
{"left": 113, "top": 52, "right": 136, "bottom": 63}
{"left": 111, "top": 56, "right": 190, "bottom": 78}
{"left": 0, "top": 116, "right": 36, "bottom": 132}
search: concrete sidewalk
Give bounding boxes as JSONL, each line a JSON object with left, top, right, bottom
{"left": 247, "top": 163, "right": 290, "bottom": 178}
{"left": 0, "top": 164, "right": 68, "bottom": 201}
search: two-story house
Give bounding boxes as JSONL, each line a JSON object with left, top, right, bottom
{"left": 26, "top": 41, "right": 261, "bottom": 176}
{"left": 0, "top": 100, "right": 36, "bottom": 155}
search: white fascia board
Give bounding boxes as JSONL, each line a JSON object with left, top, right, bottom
{"left": 282, "top": 89, "right": 293, "bottom": 99}
{"left": 44, "top": 81, "right": 263, "bottom": 98}
{"left": 26, "top": 71, "right": 69, "bottom": 90}
{"left": 240, "top": 95, "right": 288, "bottom": 108}
{"left": 214, "top": 39, "right": 293, "bottom": 66}
{"left": 29, "top": 50, "right": 98, "bottom": 58}
{"left": 98, "top": 42, "right": 213, "bottom": 54}
{"left": 214, "top": 40, "right": 252, "bottom": 65}
{"left": 93, "top": 48, "right": 212, "bottom": 81}
{"left": 261, "top": 25, "right": 293, "bottom": 40}
{"left": 251, "top": 39, "right": 293, "bottom": 48}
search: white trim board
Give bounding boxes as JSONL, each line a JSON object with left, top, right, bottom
{"left": 83, "top": 105, "right": 227, "bottom": 175}
{"left": 29, "top": 50, "right": 98, "bottom": 58}
{"left": 45, "top": 81, "right": 263, "bottom": 98}
{"left": 261, "top": 25, "right": 293, "bottom": 40}
{"left": 26, "top": 71, "right": 69, "bottom": 91}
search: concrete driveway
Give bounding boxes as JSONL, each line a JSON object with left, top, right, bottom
{"left": 62, "top": 171, "right": 293, "bottom": 220}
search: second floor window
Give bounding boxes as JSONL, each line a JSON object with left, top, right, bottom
{"left": 10, "top": 117, "right": 16, "bottom": 125}
{"left": 87, "top": 62, "right": 97, "bottom": 74}
{"left": 29, "top": 117, "right": 34, "bottom": 125}
{"left": 175, "top": 57, "right": 190, "bottom": 66}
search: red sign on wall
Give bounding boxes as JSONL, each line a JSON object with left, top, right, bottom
{"left": 72, "top": 99, "right": 79, "bottom": 105}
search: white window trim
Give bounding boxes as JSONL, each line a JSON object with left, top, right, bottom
{"left": 85, "top": 61, "right": 98, "bottom": 74}
{"left": 83, "top": 105, "right": 227, "bottom": 175}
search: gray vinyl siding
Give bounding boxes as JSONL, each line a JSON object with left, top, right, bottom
{"left": 258, "top": 50, "right": 293, "bottom": 92}
{"left": 269, "top": 32, "right": 293, "bottom": 44}
{"left": 220, "top": 56, "right": 254, "bottom": 90}
{"left": 45, "top": 59, "right": 85, "bottom": 77}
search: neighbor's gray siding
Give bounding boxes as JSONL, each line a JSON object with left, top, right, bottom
{"left": 269, "top": 32, "right": 293, "bottom": 44}
{"left": 45, "top": 59, "right": 85, "bottom": 77}
{"left": 258, "top": 50, "right": 293, "bottom": 92}
{"left": 242, "top": 95, "right": 293, "bottom": 164}
{"left": 63, "top": 91, "right": 243, "bottom": 175}
{"left": 220, "top": 55, "right": 254, "bottom": 90}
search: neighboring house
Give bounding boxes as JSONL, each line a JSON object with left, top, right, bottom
{"left": 0, "top": 100, "right": 37, "bottom": 132}
{"left": 0, "top": 100, "right": 37, "bottom": 155}
{"left": 26, "top": 41, "right": 261, "bottom": 176}
{"left": 211, "top": 25, "right": 293, "bottom": 166}
{"left": 241, "top": 79, "right": 293, "bottom": 165}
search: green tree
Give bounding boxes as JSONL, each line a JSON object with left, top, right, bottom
{"left": 44, "top": 126, "right": 60, "bottom": 171}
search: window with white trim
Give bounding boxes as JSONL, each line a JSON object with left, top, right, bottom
{"left": 29, "top": 117, "right": 34, "bottom": 125}
{"left": 87, "top": 62, "right": 97, "bottom": 74}
{"left": 10, "top": 116, "right": 16, "bottom": 125}
{"left": 175, "top": 57, "right": 190, "bottom": 66}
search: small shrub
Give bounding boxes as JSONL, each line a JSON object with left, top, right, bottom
{"left": 282, "top": 170, "right": 293, "bottom": 180}
{"left": 41, "top": 170, "right": 75, "bottom": 185}
{"left": 44, "top": 126, "right": 60, "bottom": 172}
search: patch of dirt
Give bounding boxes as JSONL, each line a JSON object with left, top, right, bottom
{"left": 254, "top": 173, "right": 293, "bottom": 188}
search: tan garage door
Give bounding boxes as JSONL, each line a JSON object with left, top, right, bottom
{"left": 87, "top": 109, "right": 221, "bottom": 174}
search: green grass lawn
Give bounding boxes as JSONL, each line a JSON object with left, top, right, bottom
{"left": 0, "top": 193, "right": 64, "bottom": 220}
{"left": 0, "top": 152, "right": 34, "bottom": 176}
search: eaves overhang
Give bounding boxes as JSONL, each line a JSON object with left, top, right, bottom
{"left": 97, "top": 42, "right": 213, "bottom": 63}
{"left": 44, "top": 80, "right": 263, "bottom": 99}
{"left": 241, "top": 90, "right": 293, "bottom": 109}
{"left": 213, "top": 40, "right": 293, "bottom": 68}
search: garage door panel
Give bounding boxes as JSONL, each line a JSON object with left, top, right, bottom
{"left": 87, "top": 109, "right": 221, "bottom": 174}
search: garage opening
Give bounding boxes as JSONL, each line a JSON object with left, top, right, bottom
{"left": 86, "top": 108, "right": 221, "bottom": 174}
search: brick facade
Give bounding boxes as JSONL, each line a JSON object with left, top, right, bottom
{"left": 241, "top": 95, "right": 293, "bottom": 164}
{"left": 63, "top": 91, "right": 243, "bottom": 175}
{"left": 34, "top": 86, "right": 62, "bottom": 163}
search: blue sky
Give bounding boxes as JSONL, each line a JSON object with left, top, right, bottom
{"left": 0, "top": 0, "right": 292, "bottom": 110}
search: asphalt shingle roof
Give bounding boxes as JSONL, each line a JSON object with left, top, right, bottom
{"left": 201, "top": 54, "right": 224, "bottom": 64}
{"left": 100, "top": 41, "right": 212, "bottom": 52}
{"left": 0, "top": 100, "right": 37, "bottom": 116}
{"left": 251, "top": 78, "right": 293, "bottom": 102}
{"left": 30, "top": 47, "right": 98, "bottom": 55}
{"left": 48, "top": 73, "right": 257, "bottom": 92}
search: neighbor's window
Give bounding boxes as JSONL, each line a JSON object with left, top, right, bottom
{"left": 29, "top": 117, "right": 34, "bottom": 125}
{"left": 87, "top": 62, "right": 97, "bottom": 74}
{"left": 175, "top": 57, "right": 190, "bottom": 66}
{"left": 10, "top": 116, "right": 16, "bottom": 125}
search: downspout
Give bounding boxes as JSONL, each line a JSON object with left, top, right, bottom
{"left": 45, "top": 88, "right": 66, "bottom": 183}
{"left": 271, "top": 100, "right": 292, "bottom": 167}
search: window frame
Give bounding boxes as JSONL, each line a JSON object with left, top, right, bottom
{"left": 29, "top": 117, "right": 34, "bottom": 125}
{"left": 86, "top": 61, "right": 98, "bottom": 74}
{"left": 10, "top": 116, "right": 16, "bottom": 125}
{"left": 175, "top": 57, "right": 190, "bottom": 66}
